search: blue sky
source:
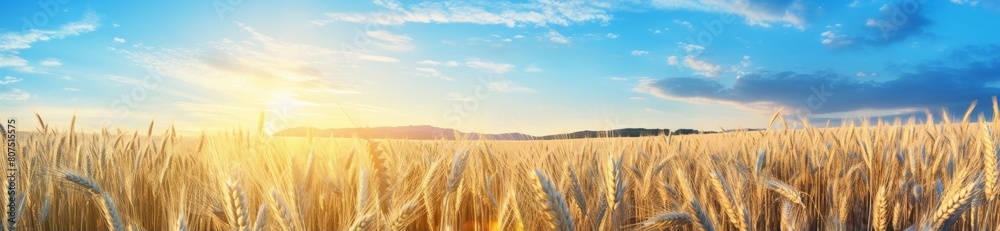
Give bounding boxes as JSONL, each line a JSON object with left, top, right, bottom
{"left": 2, "top": 0, "right": 1000, "bottom": 135}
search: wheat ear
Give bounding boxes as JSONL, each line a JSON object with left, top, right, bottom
{"left": 872, "top": 185, "right": 888, "bottom": 231}
{"left": 530, "top": 169, "right": 574, "bottom": 231}
{"left": 931, "top": 180, "right": 979, "bottom": 229}
{"left": 641, "top": 212, "right": 692, "bottom": 229}
{"left": 391, "top": 201, "right": 419, "bottom": 230}
{"left": 708, "top": 171, "right": 747, "bottom": 231}
{"left": 223, "top": 179, "right": 249, "bottom": 231}
{"left": 766, "top": 179, "right": 804, "bottom": 206}
{"left": 982, "top": 124, "right": 998, "bottom": 201}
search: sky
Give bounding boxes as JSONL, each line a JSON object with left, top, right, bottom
{"left": 2, "top": 0, "right": 1000, "bottom": 136}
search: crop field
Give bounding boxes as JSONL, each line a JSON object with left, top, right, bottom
{"left": 3, "top": 106, "right": 999, "bottom": 231}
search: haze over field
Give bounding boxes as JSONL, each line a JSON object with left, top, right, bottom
{"left": 3, "top": 0, "right": 1000, "bottom": 135}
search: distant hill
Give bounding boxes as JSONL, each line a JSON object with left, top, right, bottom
{"left": 274, "top": 125, "right": 732, "bottom": 140}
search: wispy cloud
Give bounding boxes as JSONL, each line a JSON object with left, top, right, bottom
{"left": 358, "top": 54, "right": 401, "bottom": 62}
{"left": 417, "top": 60, "right": 460, "bottom": 67}
{"left": 365, "top": 30, "right": 414, "bottom": 51}
{"left": 103, "top": 75, "right": 146, "bottom": 87}
{"left": 489, "top": 81, "right": 536, "bottom": 93}
{"left": 0, "top": 11, "right": 99, "bottom": 73}
{"left": 40, "top": 58, "right": 62, "bottom": 67}
{"left": 0, "top": 11, "right": 101, "bottom": 51}
{"left": 524, "top": 64, "right": 543, "bottom": 73}
{"left": 682, "top": 56, "right": 722, "bottom": 77}
{"left": 0, "top": 76, "right": 22, "bottom": 85}
{"left": 114, "top": 37, "right": 126, "bottom": 43}
{"left": 547, "top": 30, "right": 570, "bottom": 44}
{"left": 651, "top": 0, "right": 809, "bottom": 28}
{"left": 630, "top": 50, "right": 649, "bottom": 56}
{"left": 466, "top": 59, "right": 515, "bottom": 73}
{"left": 667, "top": 56, "right": 679, "bottom": 66}
{"left": 316, "top": 0, "right": 613, "bottom": 27}
{"left": 414, "top": 67, "right": 453, "bottom": 80}
{"left": 0, "top": 89, "right": 29, "bottom": 100}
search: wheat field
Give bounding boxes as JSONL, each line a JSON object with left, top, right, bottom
{"left": 4, "top": 103, "right": 1000, "bottom": 231}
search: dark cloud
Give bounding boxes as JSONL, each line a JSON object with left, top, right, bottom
{"left": 865, "top": 2, "right": 932, "bottom": 46}
{"left": 637, "top": 45, "right": 1000, "bottom": 116}
{"left": 823, "top": 0, "right": 933, "bottom": 49}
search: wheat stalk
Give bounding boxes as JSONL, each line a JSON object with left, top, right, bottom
{"left": 565, "top": 163, "right": 587, "bottom": 214}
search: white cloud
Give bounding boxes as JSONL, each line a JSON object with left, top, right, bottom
{"left": 651, "top": 0, "right": 808, "bottom": 29}
{"left": 950, "top": 0, "right": 982, "bottom": 5}
{"left": 104, "top": 75, "right": 146, "bottom": 86}
{"left": 629, "top": 96, "right": 647, "bottom": 100}
{"left": 666, "top": 56, "right": 679, "bottom": 66}
{"left": 645, "top": 108, "right": 665, "bottom": 113}
{"left": 611, "top": 76, "right": 629, "bottom": 81}
{"left": 0, "top": 12, "right": 98, "bottom": 73}
{"left": 113, "top": 23, "right": 121, "bottom": 28}
{"left": 0, "top": 11, "right": 100, "bottom": 51}
{"left": 316, "top": 0, "right": 613, "bottom": 27}
{"left": 0, "top": 76, "right": 22, "bottom": 84}
{"left": 466, "top": 59, "right": 515, "bottom": 73}
{"left": 514, "top": 35, "right": 525, "bottom": 39}
{"left": 677, "top": 42, "right": 705, "bottom": 54}
{"left": 114, "top": 37, "right": 126, "bottom": 43}
{"left": 820, "top": 29, "right": 855, "bottom": 48}
{"left": 365, "top": 30, "right": 414, "bottom": 51}
{"left": 630, "top": 50, "right": 649, "bottom": 56}
{"left": 358, "top": 54, "right": 401, "bottom": 62}
{"left": 674, "top": 19, "right": 693, "bottom": 29}
{"left": 489, "top": 81, "right": 535, "bottom": 93}
{"left": 547, "top": 30, "right": 570, "bottom": 44}
{"left": 40, "top": 58, "right": 62, "bottom": 66}
{"left": 64, "top": 87, "right": 80, "bottom": 91}
{"left": 683, "top": 55, "right": 722, "bottom": 77}
{"left": 414, "top": 67, "right": 453, "bottom": 80}
{"left": 418, "top": 60, "right": 460, "bottom": 67}
{"left": 0, "top": 54, "right": 29, "bottom": 69}
{"left": 606, "top": 33, "right": 619, "bottom": 39}
{"left": 0, "top": 89, "right": 29, "bottom": 100}
{"left": 524, "top": 64, "right": 543, "bottom": 73}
